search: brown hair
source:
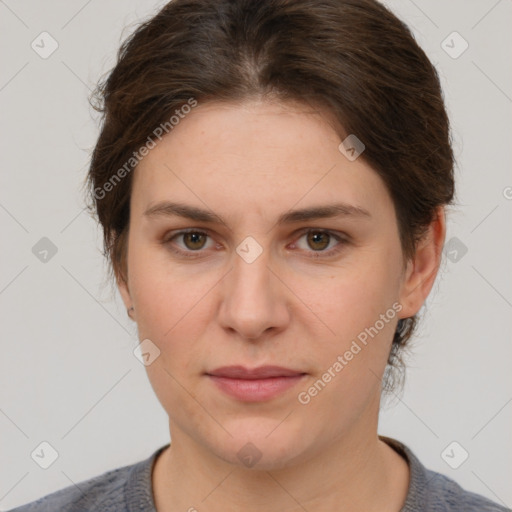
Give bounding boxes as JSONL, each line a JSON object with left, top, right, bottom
{"left": 85, "top": 0, "right": 455, "bottom": 395}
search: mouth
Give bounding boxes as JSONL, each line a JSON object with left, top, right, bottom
{"left": 205, "top": 365, "right": 307, "bottom": 402}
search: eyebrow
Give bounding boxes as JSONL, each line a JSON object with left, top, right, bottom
{"left": 144, "top": 201, "right": 371, "bottom": 226}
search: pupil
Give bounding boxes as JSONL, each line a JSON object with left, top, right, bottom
{"left": 310, "top": 232, "right": 329, "bottom": 250}
{"left": 186, "top": 233, "right": 204, "bottom": 249}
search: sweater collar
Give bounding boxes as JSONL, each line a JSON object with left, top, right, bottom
{"left": 125, "top": 437, "right": 426, "bottom": 512}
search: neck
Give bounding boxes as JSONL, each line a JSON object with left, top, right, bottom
{"left": 152, "top": 422, "right": 409, "bottom": 512}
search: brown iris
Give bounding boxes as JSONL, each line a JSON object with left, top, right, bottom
{"left": 182, "top": 232, "right": 207, "bottom": 250}
{"left": 306, "top": 231, "right": 330, "bottom": 251}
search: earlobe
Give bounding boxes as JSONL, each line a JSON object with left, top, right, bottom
{"left": 117, "top": 273, "right": 134, "bottom": 319}
{"left": 398, "top": 207, "right": 446, "bottom": 319}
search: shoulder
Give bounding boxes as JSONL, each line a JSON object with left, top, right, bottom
{"left": 7, "top": 467, "right": 130, "bottom": 512}
{"left": 7, "top": 464, "right": 133, "bottom": 512}
{"left": 379, "top": 436, "right": 510, "bottom": 512}
{"left": 7, "top": 446, "right": 166, "bottom": 512}
{"left": 423, "top": 468, "right": 510, "bottom": 512}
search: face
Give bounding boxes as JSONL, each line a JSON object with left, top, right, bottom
{"left": 118, "top": 99, "right": 435, "bottom": 470}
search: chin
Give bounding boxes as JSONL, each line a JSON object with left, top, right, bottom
{"left": 210, "top": 422, "right": 310, "bottom": 471}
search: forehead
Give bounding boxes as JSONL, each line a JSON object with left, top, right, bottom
{"left": 131, "top": 99, "right": 392, "bottom": 221}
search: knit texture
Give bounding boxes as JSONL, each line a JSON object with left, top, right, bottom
{"left": 8, "top": 437, "right": 510, "bottom": 511}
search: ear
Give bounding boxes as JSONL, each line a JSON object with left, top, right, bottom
{"left": 112, "top": 229, "right": 134, "bottom": 319}
{"left": 398, "top": 206, "right": 446, "bottom": 319}
{"left": 116, "top": 268, "right": 134, "bottom": 320}
{"left": 118, "top": 275, "right": 131, "bottom": 309}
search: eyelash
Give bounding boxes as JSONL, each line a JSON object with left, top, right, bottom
{"left": 162, "top": 228, "right": 349, "bottom": 260}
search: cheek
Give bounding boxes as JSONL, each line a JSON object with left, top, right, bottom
{"left": 295, "top": 271, "right": 401, "bottom": 428}
{"left": 294, "top": 248, "right": 403, "bottom": 398}
{"left": 301, "top": 257, "right": 402, "bottom": 341}
{"left": 126, "top": 256, "right": 210, "bottom": 383}
{"left": 129, "top": 260, "right": 215, "bottom": 417}
{"left": 132, "top": 276, "right": 214, "bottom": 366}
{"left": 128, "top": 235, "right": 208, "bottom": 331}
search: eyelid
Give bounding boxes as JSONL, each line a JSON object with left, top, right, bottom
{"left": 162, "top": 227, "right": 349, "bottom": 259}
{"left": 162, "top": 228, "right": 216, "bottom": 256}
{"left": 289, "top": 228, "right": 349, "bottom": 258}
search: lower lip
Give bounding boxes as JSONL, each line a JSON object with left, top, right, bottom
{"left": 207, "top": 374, "right": 306, "bottom": 402}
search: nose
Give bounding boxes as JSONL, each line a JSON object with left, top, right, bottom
{"left": 217, "top": 245, "right": 291, "bottom": 341}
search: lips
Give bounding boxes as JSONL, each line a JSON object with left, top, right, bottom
{"left": 206, "top": 365, "right": 307, "bottom": 402}
{"left": 206, "top": 365, "right": 305, "bottom": 379}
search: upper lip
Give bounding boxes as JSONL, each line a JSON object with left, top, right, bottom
{"left": 206, "top": 365, "right": 305, "bottom": 379}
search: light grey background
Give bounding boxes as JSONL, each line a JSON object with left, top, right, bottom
{"left": 0, "top": 0, "right": 511, "bottom": 509}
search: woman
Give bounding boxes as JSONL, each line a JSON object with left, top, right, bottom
{"left": 9, "top": 0, "right": 509, "bottom": 510}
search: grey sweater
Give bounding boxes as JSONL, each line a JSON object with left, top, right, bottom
{"left": 8, "top": 437, "right": 510, "bottom": 511}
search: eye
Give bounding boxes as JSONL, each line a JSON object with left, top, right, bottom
{"left": 292, "top": 229, "right": 347, "bottom": 258}
{"left": 162, "top": 228, "right": 348, "bottom": 260}
{"left": 163, "top": 229, "right": 214, "bottom": 258}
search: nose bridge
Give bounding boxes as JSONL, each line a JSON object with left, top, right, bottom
{"left": 230, "top": 239, "right": 274, "bottom": 309}
{"left": 218, "top": 236, "right": 289, "bottom": 339}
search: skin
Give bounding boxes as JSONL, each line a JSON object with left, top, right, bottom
{"left": 118, "top": 98, "right": 446, "bottom": 512}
